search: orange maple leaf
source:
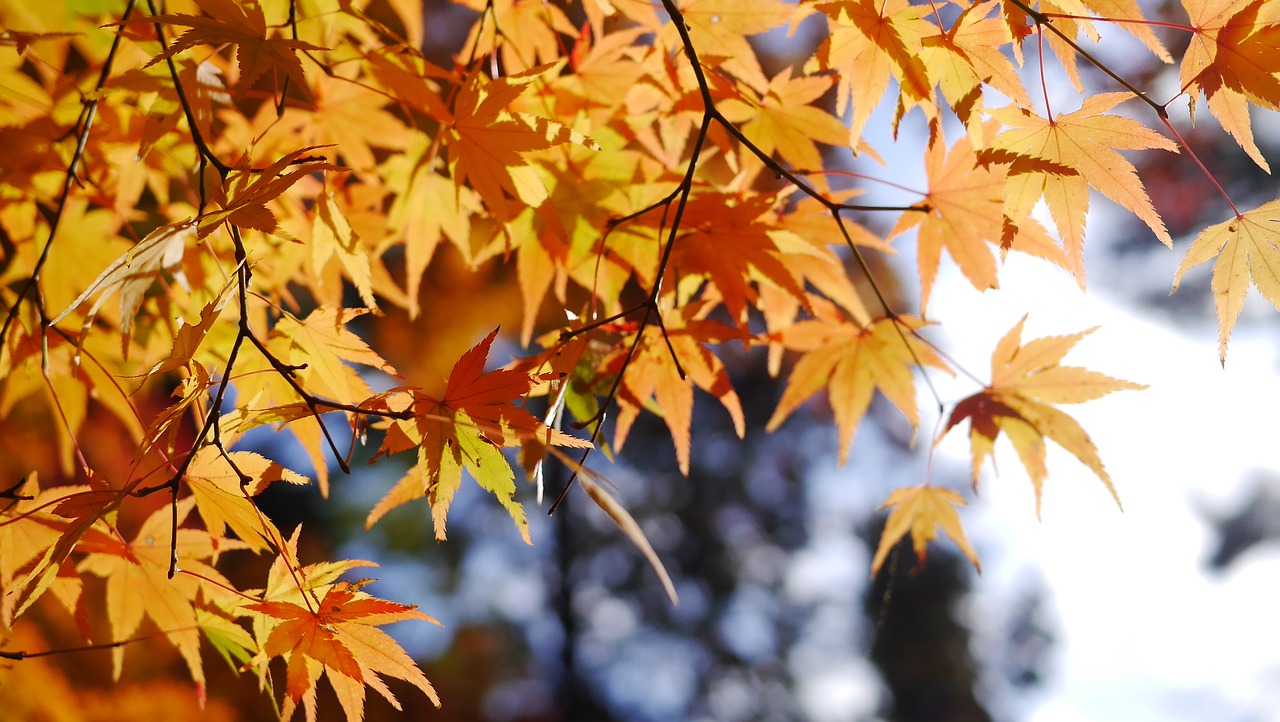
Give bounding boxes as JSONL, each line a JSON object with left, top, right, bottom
{"left": 76, "top": 498, "right": 236, "bottom": 698}
{"left": 446, "top": 65, "right": 599, "bottom": 222}
{"left": 246, "top": 582, "right": 440, "bottom": 722}
{"left": 890, "top": 132, "right": 1006, "bottom": 310}
{"left": 144, "top": 0, "right": 324, "bottom": 99}
{"left": 939, "top": 316, "right": 1145, "bottom": 515}
{"left": 610, "top": 303, "right": 748, "bottom": 475}
{"left": 767, "top": 312, "right": 949, "bottom": 465}
{"left": 1179, "top": 0, "right": 1280, "bottom": 171}
{"left": 365, "top": 329, "right": 589, "bottom": 538}
{"left": 200, "top": 147, "right": 339, "bottom": 239}
{"left": 1171, "top": 198, "right": 1280, "bottom": 364}
{"left": 667, "top": 192, "right": 811, "bottom": 323}
{"left": 871, "top": 485, "right": 979, "bottom": 575}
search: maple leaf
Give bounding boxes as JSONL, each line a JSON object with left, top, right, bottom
{"left": 667, "top": 192, "right": 811, "bottom": 323}
{"left": 611, "top": 304, "right": 747, "bottom": 475}
{"left": 1179, "top": 0, "right": 1280, "bottom": 171}
{"left": 365, "top": 329, "right": 590, "bottom": 538}
{"left": 185, "top": 447, "right": 309, "bottom": 553}
{"left": 7, "top": 476, "right": 128, "bottom": 623}
{"left": 381, "top": 133, "right": 477, "bottom": 319}
{"left": 144, "top": 0, "right": 325, "bottom": 99}
{"left": 145, "top": 273, "right": 237, "bottom": 379}
{"left": 49, "top": 220, "right": 192, "bottom": 346}
{"left": 939, "top": 316, "right": 1145, "bottom": 515}
{"left": 871, "top": 485, "right": 979, "bottom": 576}
{"left": 671, "top": 0, "right": 796, "bottom": 92}
{"left": 76, "top": 498, "right": 234, "bottom": 697}
{"left": 890, "top": 131, "right": 1006, "bottom": 310}
{"left": 718, "top": 68, "right": 850, "bottom": 171}
{"left": 445, "top": 64, "right": 599, "bottom": 222}
{"left": 458, "top": 0, "right": 579, "bottom": 73}
{"left": 245, "top": 582, "right": 440, "bottom": 722}
{"left": 278, "top": 66, "right": 412, "bottom": 173}
{"left": 811, "top": 0, "right": 934, "bottom": 145}
{"left": 986, "top": 93, "right": 1178, "bottom": 284}
{"left": 200, "top": 147, "right": 339, "bottom": 239}
{"left": 312, "top": 190, "right": 377, "bottom": 311}
{"left": 272, "top": 305, "right": 400, "bottom": 406}
{"left": 768, "top": 313, "right": 949, "bottom": 466}
{"left": 919, "top": 0, "right": 1028, "bottom": 136}
{"left": 0, "top": 475, "right": 88, "bottom": 628}
{"left": 1171, "top": 198, "right": 1280, "bottom": 364}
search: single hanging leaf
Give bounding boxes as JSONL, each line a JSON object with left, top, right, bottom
{"left": 939, "top": 316, "right": 1145, "bottom": 515}
{"left": 871, "top": 485, "right": 979, "bottom": 575}
{"left": 1171, "top": 198, "right": 1280, "bottom": 364}
{"left": 570, "top": 458, "right": 680, "bottom": 606}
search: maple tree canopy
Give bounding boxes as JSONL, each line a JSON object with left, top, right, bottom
{"left": 1, "top": 0, "right": 1277, "bottom": 717}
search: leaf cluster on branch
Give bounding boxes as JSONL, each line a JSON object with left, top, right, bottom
{"left": 0, "top": 0, "right": 1276, "bottom": 716}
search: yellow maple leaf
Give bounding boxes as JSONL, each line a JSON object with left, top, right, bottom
{"left": 672, "top": 0, "right": 796, "bottom": 92}
{"left": 76, "top": 498, "right": 234, "bottom": 695}
{"left": 987, "top": 93, "right": 1178, "bottom": 285}
{"left": 1172, "top": 198, "right": 1280, "bottom": 364}
{"left": 719, "top": 67, "right": 850, "bottom": 171}
{"left": 186, "top": 447, "right": 309, "bottom": 553}
{"left": 49, "top": 220, "right": 192, "bottom": 343}
{"left": 871, "top": 485, "right": 979, "bottom": 575}
{"left": 768, "top": 313, "right": 949, "bottom": 465}
{"left": 940, "top": 316, "right": 1145, "bottom": 515}
{"left": 919, "top": 0, "right": 1028, "bottom": 137}
{"left": 811, "top": 0, "right": 934, "bottom": 145}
